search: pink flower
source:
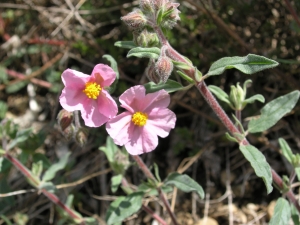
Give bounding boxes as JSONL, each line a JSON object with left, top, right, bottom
{"left": 106, "top": 85, "right": 176, "bottom": 155}
{"left": 59, "top": 64, "right": 118, "bottom": 127}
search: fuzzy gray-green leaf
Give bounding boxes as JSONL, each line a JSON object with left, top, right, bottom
{"left": 239, "top": 145, "right": 273, "bottom": 194}
{"left": 269, "top": 198, "right": 291, "bottom": 225}
{"left": 248, "top": 91, "right": 300, "bottom": 133}
{"left": 164, "top": 172, "right": 204, "bottom": 199}
{"left": 207, "top": 54, "right": 279, "bottom": 76}
{"left": 127, "top": 47, "right": 161, "bottom": 59}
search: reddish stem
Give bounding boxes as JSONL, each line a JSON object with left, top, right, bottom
{"left": 152, "top": 22, "right": 300, "bottom": 213}
{"left": 121, "top": 177, "right": 168, "bottom": 225}
{"left": 6, "top": 69, "right": 52, "bottom": 89}
{"left": 3, "top": 153, "right": 85, "bottom": 224}
{"left": 132, "top": 155, "right": 179, "bottom": 225}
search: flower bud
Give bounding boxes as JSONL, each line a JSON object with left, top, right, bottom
{"left": 157, "top": 1, "right": 181, "bottom": 29}
{"left": 139, "top": 0, "right": 154, "bottom": 14}
{"left": 155, "top": 56, "right": 173, "bottom": 83}
{"left": 229, "top": 83, "right": 245, "bottom": 110}
{"left": 147, "top": 32, "right": 159, "bottom": 47}
{"left": 57, "top": 109, "right": 73, "bottom": 131}
{"left": 136, "top": 30, "right": 148, "bottom": 47}
{"left": 75, "top": 127, "right": 88, "bottom": 147}
{"left": 136, "top": 29, "right": 159, "bottom": 47}
{"left": 146, "top": 59, "right": 160, "bottom": 83}
{"left": 121, "top": 9, "right": 147, "bottom": 30}
{"left": 62, "top": 124, "right": 75, "bottom": 141}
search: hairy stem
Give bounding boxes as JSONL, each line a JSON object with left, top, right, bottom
{"left": 121, "top": 178, "right": 168, "bottom": 225}
{"left": 132, "top": 155, "right": 179, "bottom": 225}
{"left": 151, "top": 23, "right": 300, "bottom": 213}
{"left": 3, "top": 152, "right": 85, "bottom": 224}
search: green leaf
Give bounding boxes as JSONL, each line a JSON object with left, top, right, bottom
{"left": 239, "top": 145, "right": 273, "bottom": 194}
{"left": 103, "top": 54, "right": 119, "bottom": 80}
{"left": 291, "top": 203, "right": 300, "bottom": 225}
{"left": 99, "top": 136, "right": 118, "bottom": 163}
{"left": 33, "top": 153, "right": 51, "bottom": 169}
{"left": 153, "top": 163, "right": 161, "bottom": 182}
{"left": 207, "top": 54, "right": 279, "bottom": 76}
{"left": 103, "top": 54, "right": 119, "bottom": 94}
{"left": 279, "top": 138, "right": 293, "bottom": 164}
{"left": 243, "top": 94, "right": 265, "bottom": 104}
{"left": 0, "top": 215, "right": 13, "bottom": 225}
{"left": 144, "top": 80, "right": 184, "bottom": 93}
{"left": 114, "top": 41, "right": 136, "bottom": 49}
{"left": 269, "top": 198, "right": 291, "bottom": 225}
{"left": 127, "top": 47, "right": 161, "bottom": 59}
{"left": 0, "top": 100, "right": 8, "bottom": 119}
{"left": 106, "top": 192, "right": 143, "bottom": 225}
{"left": 42, "top": 152, "right": 71, "bottom": 182}
{"left": 164, "top": 172, "right": 204, "bottom": 199}
{"left": 18, "top": 131, "right": 46, "bottom": 152}
{"left": 248, "top": 91, "right": 300, "bottom": 133}
{"left": 0, "top": 157, "right": 3, "bottom": 172}
{"left": 39, "top": 181, "right": 56, "bottom": 193}
{"left": 7, "top": 128, "right": 32, "bottom": 150}
{"left": 208, "top": 85, "right": 231, "bottom": 105}
{"left": 0, "top": 66, "right": 8, "bottom": 84}
{"left": 6, "top": 81, "right": 28, "bottom": 94}
{"left": 111, "top": 174, "right": 123, "bottom": 193}
{"left": 83, "top": 217, "right": 97, "bottom": 225}
{"left": 295, "top": 167, "right": 300, "bottom": 182}
{"left": 137, "top": 182, "right": 173, "bottom": 196}
{"left": 32, "top": 160, "right": 43, "bottom": 178}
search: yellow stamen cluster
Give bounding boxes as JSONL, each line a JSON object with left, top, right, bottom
{"left": 83, "top": 82, "right": 102, "bottom": 99}
{"left": 132, "top": 111, "right": 148, "bottom": 126}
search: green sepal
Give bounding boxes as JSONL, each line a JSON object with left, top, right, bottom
{"left": 176, "top": 70, "right": 194, "bottom": 83}
{"left": 114, "top": 41, "right": 136, "bottom": 49}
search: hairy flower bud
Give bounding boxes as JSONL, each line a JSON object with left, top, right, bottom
{"left": 229, "top": 83, "right": 245, "bottom": 110}
{"left": 121, "top": 9, "right": 147, "bottom": 30}
{"left": 146, "top": 59, "right": 160, "bottom": 83}
{"left": 75, "top": 127, "right": 88, "bottom": 147}
{"left": 136, "top": 29, "right": 159, "bottom": 47}
{"left": 139, "top": 0, "right": 154, "bottom": 14}
{"left": 57, "top": 109, "right": 73, "bottom": 131}
{"left": 155, "top": 56, "right": 173, "bottom": 83}
{"left": 136, "top": 30, "right": 148, "bottom": 47}
{"left": 156, "top": 1, "right": 181, "bottom": 29}
{"left": 62, "top": 124, "right": 75, "bottom": 141}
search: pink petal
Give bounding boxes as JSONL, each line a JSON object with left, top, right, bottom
{"left": 91, "top": 64, "right": 116, "bottom": 87}
{"left": 141, "top": 89, "right": 170, "bottom": 113}
{"left": 81, "top": 99, "right": 110, "bottom": 127}
{"left": 147, "top": 108, "right": 176, "bottom": 138}
{"left": 61, "top": 69, "right": 89, "bottom": 88}
{"left": 106, "top": 112, "right": 133, "bottom": 145}
{"left": 125, "top": 126, "right": 158, "bottom": 155}
{"left": 119, "top": 85, "right": 146, "bottom": 113}
{"left": 59, "top": 88, "right": 87, "bottom": 112}
{"left": 97, "top": 90, "right": 118, "bottom": 119}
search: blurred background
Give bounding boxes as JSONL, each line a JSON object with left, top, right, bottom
{"left": 0, "top": 0, "right": 300, "bottom": 224}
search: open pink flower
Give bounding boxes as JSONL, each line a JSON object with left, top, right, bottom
{"left": 59, "top": 64, "right": 118, "bottom": 127}
{"left": 106, "top": 85, "right": 176, "bottom": 155}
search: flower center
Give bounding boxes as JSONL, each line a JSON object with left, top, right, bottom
{"left": 132, "top": 111, "right": 148, "bottom": 126}
{"left": 83, "top": 82, "right": 102, "bottom": 99}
